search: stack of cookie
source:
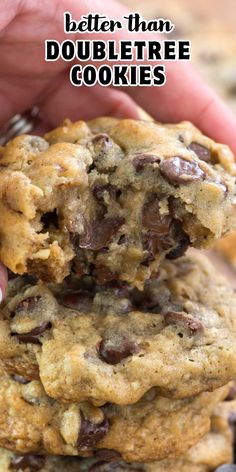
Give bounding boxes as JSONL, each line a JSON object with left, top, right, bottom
{"left": 0, "top": 118, "right": 236, "bottom": 471}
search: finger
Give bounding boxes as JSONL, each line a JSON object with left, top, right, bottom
{"left": 39, "top": 76, "right": 139, "bottom": 125}
{"left": 51, "top": 0, "right": 236, "bottom": 152}
{"left": 0, "top": 75, "right": 51, "bottom": 127}
{"left": 0, "top": 263, "right": 8, "bottom": 302}
{"left": 127, "top": 63, "right": 236, "bottom": 153}
{"left": 0, "top": 0, "right": 21, "bottom": 31}
{"left": 2, "top": 0, "right": 236, "bottom": 154}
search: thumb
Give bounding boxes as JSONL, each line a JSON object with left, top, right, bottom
{"left": 128, "top": 61, "right": 236, "bottom": 154}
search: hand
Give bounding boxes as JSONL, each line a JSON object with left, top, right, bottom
{"left": 0, "top": 0, "right": 236, "bottom": 298}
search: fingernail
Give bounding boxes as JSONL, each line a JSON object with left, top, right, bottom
{"left": 0, "top": 288, "right": 3, "bottom": 304}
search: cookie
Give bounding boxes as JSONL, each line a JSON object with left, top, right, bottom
{"left": 0, "top": 118, "right": 235, "bottom": 288}
{"left": 0, "top": 250, "right": 236, "bottom": 405}
{"left": 0, "top": 366, "right": 228, "bottom": 461}
{"left": 1, "top": 399, "right": 234, "bottom": 471}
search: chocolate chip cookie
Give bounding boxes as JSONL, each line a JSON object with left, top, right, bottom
{"left": 0, "top": 365, "right": 228, "bottom": 461}
{"left": 1, "top": 250, "right": 236, "bottom": 405}
{"left": 0, "top": 118, "right": 235, "bottom": 287}
{"left": 1, "top": 398, "right": 234, "bottom": 471}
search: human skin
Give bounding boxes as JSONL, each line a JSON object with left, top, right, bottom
{"left": 0, "top": 0, "right": 236, "bottom": 296}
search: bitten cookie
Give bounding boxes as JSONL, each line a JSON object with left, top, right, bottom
{"left": 0, "top": 366, "right": 228, "bottom": 461}
{"left": 0, "top": 251, "right": 236, "bottom": 405}
{"left": 0, "top": 118, "right": 235, "bottom": 287}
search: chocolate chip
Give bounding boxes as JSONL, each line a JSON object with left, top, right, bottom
{"left": 93, "top": 184, "right": 120, "bottom": 201}
{"left": 13, "top": 322, "right": 52, "bottom": 344}
{"left": 79, "top": 217, "right": 124, "bottom": 251}
{"left": 166, "top": 222, "right": 190, "bottom": 260}
{"left": 95, "top": 449, "right": 122, "bottom": 462}
{"left": 133, "top": 154, "right": 160, "bottom": 173}
{"left": 7, "top": 269, "right": 17, "bottom": 280}
{"left": 98, "top": 335, "right": 139, "bottom": 365}
{"left": 71, "top": 251, "right": 87, "bottom": 278}
{"left": 142, "top": 195, "right": 171, "bottom": 235}
{"left": 101, "top": 402, "right": 113, "bottom": 410}
{"left": 10, "top": 454, "right": 45, "bottom": 471}
{"left": 214, "top": 466, "right": 236, "bottom": 472}
{"left": 142, "top": 233, "right": 173, "bottom": 262}
{"left": 58, "top": 290, "right": 93, "bottom": 312}
{"left": 77, "top": 412, "right": 109, "bottom": 450}
{"left": 164, "top": 311, "right": 204, "bottom": 336}
{"left": 225, "top": 383, "right": 236, "bottom": 401}
{"left": 92, "top": 265, "right": 117, "bottom": 285}
{"left": 15, "top": 296, "right": 41, "bottom": 314}
{"left": 188, "top": 142, "right": 211, "bottom": 162}
{"left": 160, "top": 156, "right": 205, "bottom": 185}
{"left": 93, "top": 134, "right": 112, "bottom": 147}
{"left": 142, "top": 196, "right": 189, "bottom": 261}
{"left": 117, "top": 235, "right": 127, "bottom": 245}
{"left": 41, "top": 210, "right": 59, "bottom": 229}
{"left": 142, "top": 195, "right": 173, "bottom": 260}
{"left": 11, "top": 374, "right": 30, "bottom": 385}
{"left": 228, "top": 411, "right": 236, "bottom": 462}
